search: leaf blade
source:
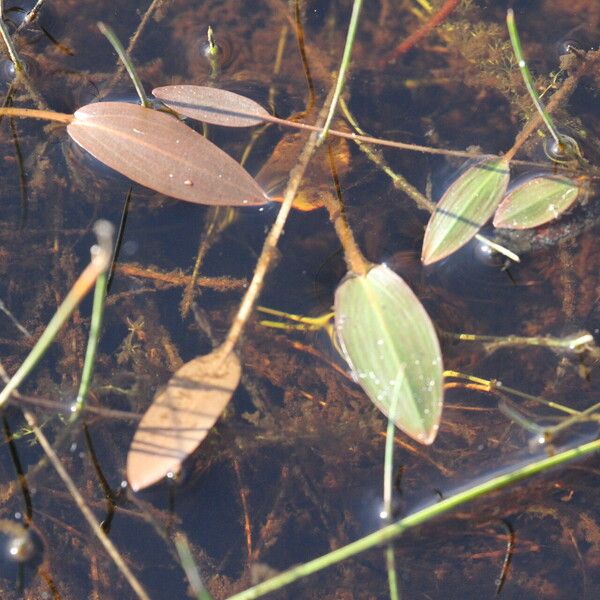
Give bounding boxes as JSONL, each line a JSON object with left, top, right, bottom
{"left": 67, "top": 102, "right": 267, "bottom": 206}
{"left": 334, "top": 264, "right": 444, "bottom": 444}
{"left": 126, "top": 348, "right": 241, "bottom": 491}
{"left": 153, "top": 85, "right": 269, "bottom": 127}
{"left": 493, "top": 174, "right": 580, "bottom": 229}
{"left": 422, "top": 157, "right": 510, "bottom": 265}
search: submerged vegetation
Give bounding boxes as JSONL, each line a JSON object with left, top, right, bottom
{"left": 0, "top": 0, "right": 599, "bottom": 598}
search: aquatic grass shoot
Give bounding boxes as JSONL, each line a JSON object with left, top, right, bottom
{"left": 0, "top": 221, "right": 113, "bottom": 409}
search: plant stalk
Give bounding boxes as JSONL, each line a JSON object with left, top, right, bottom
{"left": 318, "top": 0, "right": 363, "bottom": 143}
{"left": 0, "top": 221, "right": 112, "bottom": 409}
{"left": 227, "top": 437, "right": 600, "bottom": 600}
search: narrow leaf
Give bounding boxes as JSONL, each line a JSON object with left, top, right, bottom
{"left": 422, "top": 157, "right": 510, "bottom": 265}
{"left": 127, "top": 348, "right": 241, "bottom": 491}
{"left": 334, "top": 264, "right": 444, "bottom": 444}
{"left": 153, "top": 85, "right": 269, "bottom": 127}
{"left": 493, "top": 174, "right": 581, "bottom": 229}
{"left": 67, "top": 102, "right": 267, "bottom": 206}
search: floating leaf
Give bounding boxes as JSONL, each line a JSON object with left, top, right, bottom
{"left": 422, "top": 156, "right": 510, "bottom": 265}
{"left": 67, "top": 102, "right": 267, "bottom": 206}
{"left": 153, "top": 85, "right": 269, "bottom": 127}
{"left": 127, "top": 348, "right": 241, "bottom": 491}
{"left": 493, "top": 174, "right": 581, "bottom": 229}
{"left": 334, "top": 264, "right": 443, "bottom": 444}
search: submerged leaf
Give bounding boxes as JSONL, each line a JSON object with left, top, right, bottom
{"left": 127, "top": 348, "right": 241, "bottom": 491}
{"left": 153, "top": 85, "right": 269, "bottom": 127}
{"left": 334, "top": 264, "right": 443, "bottom": 444}
{"left": 422, "top": 156, "right": 510, "bottom": 265}
{"left": 493, "top": 174, "right": 581, "bottom": 229}
{"left": 67, "top": 102, "right": 267, "bottom": 206}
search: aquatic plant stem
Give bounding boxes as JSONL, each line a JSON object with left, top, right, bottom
{"left": 506, "top": 9, "right": 560, "bottom": 146}
{"left": 0, "top": 106, "right": 73, "bottom": 123}
{"left": 174, "top": 532, "right": 213, "bottom": 600}
{"left": 15, "top": 0, "right": 47, "bottom": 34}
{"left": 71, "top": 271, "right": 108, "bottom": 420}
{"left": 323, "top": 145, "right": 369, "bottom": 275}
{"left": 384, "top": 0, "right": 460, "bottom": 64}
{"left": 97, "top": 22, "right": 151, "bottom": 108}
{"left": 504, "top": 47, "right": 600, "bottom": 162}
{"left": 318, "top": 0, "right": 363, "bottom": 143}
{"left": 0, "top": 3, "right": 24, "bottom": 71}
{"left": 104, "top": 0, "right": 165, "bottom": 96}
{"left": 227, "top": 437, "right": 600, "bottom": 600}
{"left": 22, "top": 409, "right": 151, "bottom": 600}
{"left": 383, "top": 395, "right": 401, "bottom": 600}
{"left": 218, "top": 87, "right": 336, "bottom": 359}
{"left": 0, "top": 221, "right": 112, "bottom": 409}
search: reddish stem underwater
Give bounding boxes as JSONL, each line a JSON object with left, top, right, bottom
{"left": 383, "top": 0, "right": 461, "bottom": 65}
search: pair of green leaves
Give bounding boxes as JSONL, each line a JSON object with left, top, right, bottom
{"left": 421, "top": 156, "right": 583, "bottom": 265}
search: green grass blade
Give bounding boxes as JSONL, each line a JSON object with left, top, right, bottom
{"left": 334, "top": 264, "right": 443, "bottom": 444}
{"left": 422, "top": 156, "right": 510, "bottom": 265}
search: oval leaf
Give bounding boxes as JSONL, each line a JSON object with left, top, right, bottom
{"left": 334, "top": 264, "right": 444, "bottom": 444}
{"left": 422, "top": 157, "right": 510, "bottom": 265}
{"left": 127, "top": 348, "right": 241, "bottom": 491}
{"left": 493, "top": 174, "right": 581, "bottom": 229}
{"left": 153, "top": 85, "right": 269, "bottom": 127}
{"left": 67, "top": 102, "right": 267, "bottom": 206}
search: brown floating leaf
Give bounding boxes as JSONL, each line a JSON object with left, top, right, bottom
{"left": 67, "top": 102, "right": 267, "bottom": 206}
{"left": 153, "top": 85, "right": 269, "bottom": 127}
{"left": 127, "top": 348, "right": 241, "bottom": 491}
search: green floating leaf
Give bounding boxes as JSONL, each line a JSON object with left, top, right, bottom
{"left": 67, "top": 102, "right": 268, "bottom": 206}
{"left": 493, "top": 174, "right": 581, "bottom": 229}
{"left": 127, "top": 347, "right": 241, "bottom": 491}
{"left": 422, "top": 156, "right": 510, "bottom": 265}
{"left": 334, "top": 264, "right": 443, "bottom": 444}
{"left": 153, "top": 85, "right": 269, "bottom": 127}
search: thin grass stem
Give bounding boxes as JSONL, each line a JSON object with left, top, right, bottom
{"left": 22, "top": 409, "right": 151, "bottom": 600}
{"left": 506, "top": 9, "right": 560, "bottom": 145}
{"left": 0, "top": 221, "right": 113, "bottom": 409}
{"left": 71, "top": 271, "right": 108, "bottom": 421}
{"left": 318, "top": 0, "right": 363, "bottom": 143}
{"left": 174, "top": 532, "right": 213, "bottom": 600}
{"left": 227, "top": 437, "right": 600, "bottom": 600}
{"left": 97, "top": 22, "right": 150, "bottom": 108}
{"left": 0, "top": 2, "right": 24, "bottom": 71}
{"left": 383, "top": 386, "right": 401, "bottom": 600}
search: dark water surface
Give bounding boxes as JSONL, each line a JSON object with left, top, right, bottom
{"left": 0, "top": 1, "right": 599, "bottom": 598}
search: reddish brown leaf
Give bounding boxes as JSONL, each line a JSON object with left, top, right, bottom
{"left": 127, "top": 348, "right": 241, "bottom": 491}
{"left": 153, "top": 85, "right": 269, "bottom": 127}
{"left": 67, "top": 102, "right": 267, "bottom": 206}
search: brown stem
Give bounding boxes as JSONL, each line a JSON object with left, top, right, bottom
{"left": 383, "top": 0, "right": 461, "bottom": 65}
{"left": 218, "top": 88, "right": 336, "bottom": 360}
{"left": 504, "top": 48, "right": 600, "bottom": 162}
{"left": 0, "top": 106, "right": 73, "bottom": 124}
{"left": 323, "top": 144, "right": 370, "bottom": 276}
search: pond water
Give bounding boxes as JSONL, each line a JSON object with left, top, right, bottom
{"left": 0, "top": 0, "right": 599, "bottom": 598}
